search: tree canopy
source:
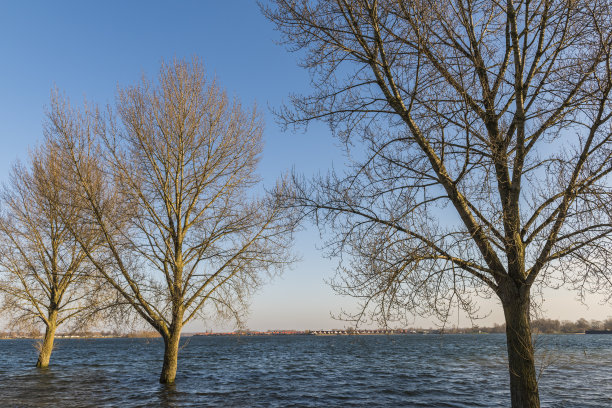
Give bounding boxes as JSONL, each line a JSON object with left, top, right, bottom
{"left": 47, "top": 58, "right": 296, "bottom": 383}
{"left": 265, "top": 1, "right": 612, "bottom": 406}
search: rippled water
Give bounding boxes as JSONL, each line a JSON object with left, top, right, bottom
{"left": 0, "top": 334, "right": 610, "bottom": 407}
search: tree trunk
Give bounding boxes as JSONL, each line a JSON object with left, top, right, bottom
{"left": 36, "top": 310, "right": 58, "bottom": 368}
{"left": 502, "top": 292, "right": 540, "bottom": 408}
{"left": 159, "top": 325, "right": 182, "bottom": 384}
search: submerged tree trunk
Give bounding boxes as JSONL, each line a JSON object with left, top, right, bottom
{"left": 160, "top": 324, "right": 182, "bottom": 384}
{"left": 36, "top": 310, "right": 58, "bottom": 368}
{"left": 501, "top": 287, "right": 540, "bottom": 408}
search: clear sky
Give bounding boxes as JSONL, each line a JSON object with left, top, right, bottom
{"left": 0, "top": 1, "right": 609, "bottom": 331}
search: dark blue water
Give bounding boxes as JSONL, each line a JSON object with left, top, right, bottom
{"left": 0, "top": 334, "right": 610, "bottom": 407}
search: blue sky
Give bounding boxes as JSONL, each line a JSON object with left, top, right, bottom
{"left": 0, "top": 1, "right": 608, "bottom": 330}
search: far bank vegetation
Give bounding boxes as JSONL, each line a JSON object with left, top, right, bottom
{"left": 1, "top": 317, "right": 609, "bottom": 339}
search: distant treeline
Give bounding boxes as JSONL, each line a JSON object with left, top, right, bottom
{"left": 530, "top": 318, "right": 612, "bottom": 334}
{"left": 0, "top": 330, "right": 161, "bottom": 339}
{"left": 441, "top": 317, "right": 612, "bottom": 334}
{"left": 3, "top": 318, "right": 612, "bottom": 339}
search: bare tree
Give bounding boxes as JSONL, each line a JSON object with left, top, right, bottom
{"left": 264, "top": 1, "right": 612, "bottom": 407}
{"left": 47, "top": 58, "right": 296, "bottom": 384}
{"left": 0, "top": 139, "right": 109, "bottom": 368}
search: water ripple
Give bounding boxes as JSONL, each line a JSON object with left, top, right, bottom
{"left": 0, "top": 334, "right": 610, "bottom": 407}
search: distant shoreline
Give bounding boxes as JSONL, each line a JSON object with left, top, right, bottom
{"left": 0, "top": 331, "right": 596, "bottom": 340}
{"left": 2, "top": 325, "right": 611, "bottom": 340}
{"left": 0, "top": 332, "right": 161, "bottom": 340}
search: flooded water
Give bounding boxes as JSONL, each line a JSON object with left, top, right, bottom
{"left": 0, "top": 334, "right": 610, "bottom": 407}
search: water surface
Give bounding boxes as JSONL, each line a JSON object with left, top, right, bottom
{"left": 0, "top": 334, "right": 610, "bottom": 407}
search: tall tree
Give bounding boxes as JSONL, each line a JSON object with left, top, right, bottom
{"left": 264, "top": 1, "right": 612, "bottom": 407}
{"left": 48, "top": 59, "right": 295, "bottom": 384}
{"left": 0, "top": 139, "right": 109, "bottom": 368}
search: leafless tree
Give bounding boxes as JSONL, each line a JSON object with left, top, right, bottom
{"left": 47, "top": 58, "right": 296, "bottom": 384}
{"left": 0, "top": 139, "right": 110, "bottom": 368}
{"left": 264, "top": 1, "right": 612, "bottom": 406}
